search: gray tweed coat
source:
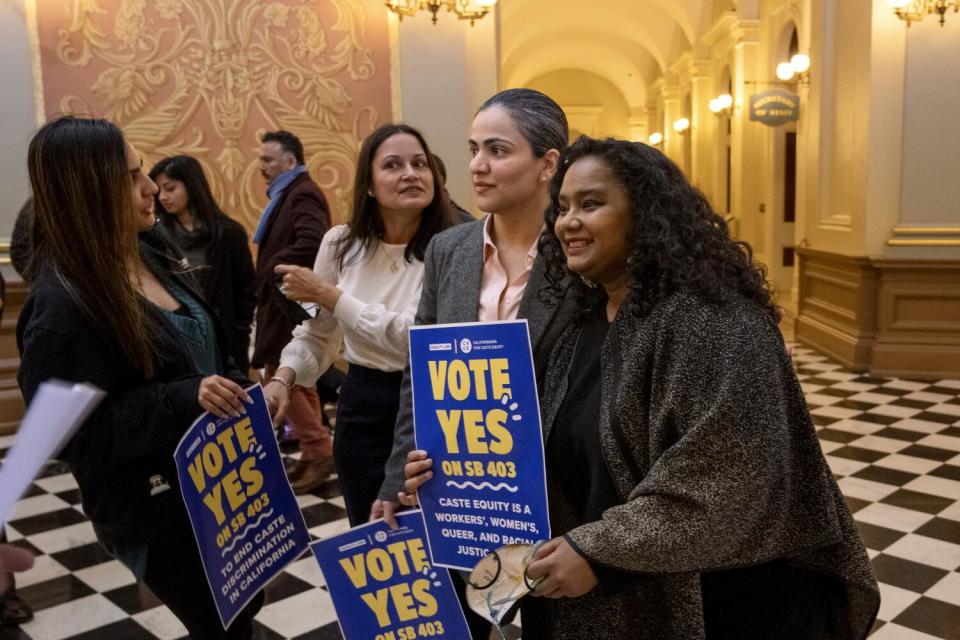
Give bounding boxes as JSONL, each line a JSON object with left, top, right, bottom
{"left": 521, "top": 289, "right": 880, "bottom": 640}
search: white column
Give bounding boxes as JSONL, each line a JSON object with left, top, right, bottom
{"left": 394, "top": 9, "right": 498, "bottom": 212}
{"left": 0, "top": 0, "right": 38, "bottom": 236}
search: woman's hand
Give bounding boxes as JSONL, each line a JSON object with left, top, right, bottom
{"left": 198, "top": 376, "right": 252, "bottom": 418}
{"left": 275, "top": 264, "right": 341, "bottom": 313}
{"left": 263, "top": 380, "right": 291, "bottom": 427}
{"left": 370, "top": 499, "right": 403, "bottom": 529}
{"left": 525, "top": 537, "right": 599, "bottom": 599}
{"left": 398, "top": 449, "right": 434, "bottom": 508}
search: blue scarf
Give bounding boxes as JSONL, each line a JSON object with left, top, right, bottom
{"left": 253, "top": 165, "right": 308, "bottom": 244}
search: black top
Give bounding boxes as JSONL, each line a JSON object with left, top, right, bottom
{"left": 16, "top": 228, "right": 249, "bottom": 548}
{"left": 547, "top": 306, "right": 620, "bottom": 523}
{"left": 160, "top": 212, "right": 256, "bottom": 371}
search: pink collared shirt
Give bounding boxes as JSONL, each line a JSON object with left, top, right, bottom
{"left": 478, "top": 215, "right": 538, "bottom": 321}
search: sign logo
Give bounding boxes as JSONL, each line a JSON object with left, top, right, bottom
{"left": 749, "top": 89, "right": 799, "bottom": 126}
{"left": 459, "top": 338, "right": 473, "bottom": 354}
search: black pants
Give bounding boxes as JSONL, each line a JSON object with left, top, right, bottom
{"left": 332, "top": 364, "right": 403, "bottom": 526}
{"left": 143, "top": 537, "right": 264, "bottom": 639}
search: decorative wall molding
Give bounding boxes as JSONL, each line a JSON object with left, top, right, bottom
{"left": 887, "top": 225, "right": 960, "bottom": 247}
{"left": 31, "top": 0, "right": 393, "bottom": 227}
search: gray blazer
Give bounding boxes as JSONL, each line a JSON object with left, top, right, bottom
{"left": 378, "top": 218, "right": 579, "bottom": 500}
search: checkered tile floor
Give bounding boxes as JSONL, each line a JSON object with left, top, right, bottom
{"left": 2, "top": 345, "right": 959, "bottom": 639}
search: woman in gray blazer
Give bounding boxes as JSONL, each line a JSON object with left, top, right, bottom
{"left": 375, "top": 88, "right": 577, "bottom": 639}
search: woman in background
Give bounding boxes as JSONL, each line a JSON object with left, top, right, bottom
{"left": 18, "top": 117, "right": 258, "bottom": 639}
{"left": 263, "top": 123, "right": 455, "bottom": 515}
{"left": 150, "top": 155, "right": 256, "bottom": 371}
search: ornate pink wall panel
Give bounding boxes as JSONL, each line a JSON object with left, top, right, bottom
{"left": 34, "top": 0, "right": 394, "bottom": 226}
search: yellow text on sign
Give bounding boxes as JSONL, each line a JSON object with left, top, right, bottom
{"left": 428, "top": 358, "right": 511, "bottom": 402}
{"left": 186, "top": 417, "right": 264, "bottom": 526}
{"left": 339, "top": 539, "right": 438, "bottom": 628}
{"left": 428, "top": 358, "right": 514, "bottom": 454}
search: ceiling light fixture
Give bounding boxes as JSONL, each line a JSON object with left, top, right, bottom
{"left": 385, "top": 0, "right": 497, "bottom": 25}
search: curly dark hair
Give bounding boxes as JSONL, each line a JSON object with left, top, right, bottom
{"left": 540, "top": 136, "right": 778, "bottom": 320}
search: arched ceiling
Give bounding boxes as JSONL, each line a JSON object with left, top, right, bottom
{"left": 499, "top": 0, "right": 720, "bottom": 109}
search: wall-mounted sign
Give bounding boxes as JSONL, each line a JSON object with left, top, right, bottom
{"left": 749, "top": 90, "right": 799, "bottom": 126}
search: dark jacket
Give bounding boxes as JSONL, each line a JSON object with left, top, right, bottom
{"left": 10, "top": 199, "right": 32, "bottom": 278}
{"left": 16, "top": 228, "right": 249, "bottom": 548}
{"left": 252, "top": 172, "right": 331, "bottom": 368}
{"left": 378, "top": 219, "right": 580, "bottom": 500}
{"left": 522, "top": 289, "right": 880, "bottom": 640}
{"left": 161, "top": 212, "right": 256, "bottom": 371}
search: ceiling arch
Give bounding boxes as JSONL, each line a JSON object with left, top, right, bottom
{"left": 502, "top": 30, "right": 659, "bottom": 107}
{"left": 500, "top": 0, "right": 691, "bottom": 73}
{"left": 499, "top": 0, "right": 718, "bottom": 110}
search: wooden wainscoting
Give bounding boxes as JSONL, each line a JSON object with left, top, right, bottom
{"left": 794, "top": 248, "right": 879, "bottom": 371}
{"left": 871, "top": 260, "right": 960, "bottom": 380}
{"left": 796, "top": 250, "right": 960, "bottom": 380}
{"left": 0, "top": 269, "right": 26, "bottom": 435}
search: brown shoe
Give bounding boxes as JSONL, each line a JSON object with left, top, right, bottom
{"left": 285, "top": 458, "right": 306, "bottom": 483}
{"left": 290, "top": 458, "right": 335, "bottom": 495}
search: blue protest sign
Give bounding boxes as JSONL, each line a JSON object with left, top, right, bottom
{"left": 409, "top": 321, "right": 550, "bottom": 570}
{"left": 174, "top": 384, "right": 310, "bottom": 629}
{"left": 311, "top": 511, "right": 470, "bottom": 640}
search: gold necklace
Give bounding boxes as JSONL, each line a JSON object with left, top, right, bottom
{"left": 380, "top": 242, "right": 404, "bottom": 273}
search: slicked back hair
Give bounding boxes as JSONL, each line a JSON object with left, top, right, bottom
{"left": 476, "top": 88, "right": 568, "bottom": 158}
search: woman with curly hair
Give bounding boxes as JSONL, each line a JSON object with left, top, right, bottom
{"left": 406, "top": 137, "right": 880, "bottom": 639}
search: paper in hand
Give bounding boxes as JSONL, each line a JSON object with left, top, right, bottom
{"left": 0, "top": 380, "right": 104, "bottom": 528}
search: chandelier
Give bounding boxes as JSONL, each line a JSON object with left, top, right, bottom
{"left": 888, "top": 0, "right": 959, "bottom": 26}
{"left": 385, "top": 0, "right": 497, "bottom": 25}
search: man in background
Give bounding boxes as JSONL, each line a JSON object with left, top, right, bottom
{"left": 252, "top": 130, "right": 333, "bottom": 493}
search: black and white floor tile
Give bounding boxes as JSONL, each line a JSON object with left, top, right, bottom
{"left": 2, "top": 345, "right": 959, "bottom": 639}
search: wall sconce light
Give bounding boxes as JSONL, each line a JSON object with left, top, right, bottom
{"left": 386, "top": 0, "right": 497, "bottom": 25}
{"left": 709, "top": 93, "right": 734, "bottom": 117}
{"left": 888, "top": 0, "right": 958, "bottom": 26}
{"left": 776, "top": 53, "right": 811, "bottom": 86}
{"left": 672, "top": 118, "right": 691, "bottom": 134}
{"left": 648, "top": 132, "right": 664, "bottom": 146}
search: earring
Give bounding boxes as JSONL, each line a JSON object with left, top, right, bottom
{"left": 367, "top": 190, "right": 375, "bottom": 198}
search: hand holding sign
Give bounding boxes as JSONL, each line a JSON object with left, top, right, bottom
{"left": 312, "top": 511, "right": 470, "bottom": 639}
{"left": 174, "top": 384, "right": 310, "bottom": 629}
{"left": 409, "top": 321, "right": 550, "bottom": 570}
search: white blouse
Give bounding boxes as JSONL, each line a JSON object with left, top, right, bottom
{"left": 279, "top": 224, "right": 424, "bottom": 385}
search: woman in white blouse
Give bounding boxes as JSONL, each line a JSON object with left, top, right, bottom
{"left": 264, "top": 123, "right": 456, "bottom": 524}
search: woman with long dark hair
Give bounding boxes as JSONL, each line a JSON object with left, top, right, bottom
{"left": 406, "top": 136, "right": 880, "bottom": 638}
{"left": 380, "top": 88, "right": 578, "bottom": 639}
{"left": 263, "top": 123, "right": 456, "bottom": 517}
{"left": 149, "top": 155, "right": 256, "bottom": 371}
{"left": 17, "top": 117, "right": 260, "bottom": 638}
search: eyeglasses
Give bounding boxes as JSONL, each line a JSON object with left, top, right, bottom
{"left": 465, "top": 543, "right": 545, "bottom": 639}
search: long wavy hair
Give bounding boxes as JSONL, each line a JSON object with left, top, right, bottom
{"left": 336, "top": 123, "right": 454, "bottom": 267}
{"left": 540, "top": 136, "right": 778, "bottom": 320}
{"left": 149, "top": 155, "right": 226, "bottom": 232}
{"left": 28, "top": 116, "right": 158, "bottom": 376}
